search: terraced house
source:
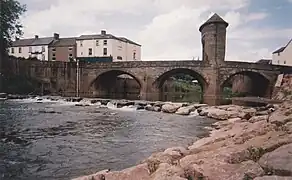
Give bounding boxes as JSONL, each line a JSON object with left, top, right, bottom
{"left": 272, "top": 38, "right": 292, "bottom": 66}
{"left": 76, "top": 30, "right": 141, "bottom": 62}
{"left": 9, "top": 33, "right": 60, "bottom": 61}
{"left": 48, "top": 37, "right": 77, "bottom": 61}
{"left": 9, "top": 30, "right": 141, "bottom": 62}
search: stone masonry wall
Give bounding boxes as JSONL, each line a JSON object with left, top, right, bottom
{"left": 273, "top": 73, "right": 292, "bottom": 101}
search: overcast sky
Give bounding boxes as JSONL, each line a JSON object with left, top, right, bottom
{"left": 20, "top": 0, "right": 292, "bottom": 61}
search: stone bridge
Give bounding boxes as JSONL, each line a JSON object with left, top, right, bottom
{"left": 4, "top": 13, "right": 289, "bottom": 105}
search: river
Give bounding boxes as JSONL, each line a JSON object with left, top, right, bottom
{"left": 0, "top": 97, "right": 215, "bottom": 180}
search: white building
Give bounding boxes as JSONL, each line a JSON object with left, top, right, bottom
{"left": 272, "top": 39, "right": 292, "bottom": 66}
{"left": 8, "top": 34, "right": 59, "bottom": 61}
{"left": 76, "top": 30, "right": 141, "bottom": 61}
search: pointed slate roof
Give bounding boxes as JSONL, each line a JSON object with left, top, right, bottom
{"left": 272, "top": 38, "right": 292, "bottom": 54}
{"left": 199, "top": 13, "right": 229, "bottom": 32}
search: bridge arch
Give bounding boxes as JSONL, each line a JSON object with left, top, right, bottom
{"left": 221, "top": 70, "right": 272, "bottom": 103}
{"left": 153, "top": 68, "right": 208, "bottom": 103}
{"left": 89, "top": 70, "right": 143, "bottom": 100}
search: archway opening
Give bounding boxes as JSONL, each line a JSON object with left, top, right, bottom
{"left": 155, "top": 69, "right": 206, "bottom": 103}
{"left": 221, "top": 71, "right": 270, "bottom": 105}
{"left": 91, "top": 70, "right": 141, "bottom": 100}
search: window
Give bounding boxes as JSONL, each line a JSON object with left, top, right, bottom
{"left": 19, "top": 47, "right": 22, "bottom": 53}
{"left": 69, "top": 53, "right": 73, "bottom": 57}
{"left": 278, "top": 60, "right": 280, "bottom": 64}
{"left": 52, "top": 53, "right": 56, "bottom": 57}
{"left": 52, "top": 57, "right": 56, "bottom": 60}
{"left": 42, "top": 46, "right": 45, "bottom": 52}
{"left": 103, "top": 48, "right": 107, "bottom": 56}
{"left": 68, "top": 47, "right": 73, "bottom": 51}
{"left": 52, "top": 48, "right": 56, "bottom": 52}
{"left": 117, "top": 56, "right": 122, "bottom": 60}
{"left": 11, "top": 48, "right": 14, "bottom": 54}
{"left": 103, "top": 40, "right": 107, "bottom": 45}
{"left": 81, "top": 52, "right": 83, "bottom": 55}
{"left": 80, "top": 41, "right": 83, "bottom": 47}
{"left": 96, "top": 40, "right": 99, "bottom": 46}
{"left": 88, "top": 48, "right": 92, "bottom": 56}
{"left": 284, "top": 60, "right": 286, "bottom": 64}
{"left": 29, "top": 47, "right": 32, "bottom": 52}
{"left": 133, "top": 52, "right": 136, "bottom": 60}
{"left": 42, "top": 54, "right": 45, "bottom": 60}
{"left": 278, "top": 52, "right": 280, "bottom": 56}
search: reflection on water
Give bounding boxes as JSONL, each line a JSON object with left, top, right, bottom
{"left": 0, "top": 99, "right": 215, "bottom": 180}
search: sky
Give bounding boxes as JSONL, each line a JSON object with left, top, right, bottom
{"left": 20, "top": 0, "right": 292, "bottom": 61}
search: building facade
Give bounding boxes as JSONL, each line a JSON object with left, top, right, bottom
{"left": 9, "top": 30, "right": 141, "bottom": 62}
{"left": 272, "top": 39, "right": 292, "bottom": 66}
{"left": 48, "top": 37, "right": 76, "bottom": 61}
{"left": 76, "top": 30, "right": 141, "bottom": 61}
{"left": 8, "top": 34, "right": 59, "bottom": 61}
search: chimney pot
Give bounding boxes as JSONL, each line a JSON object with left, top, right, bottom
{"left": 101, "top": 30, "right": 106, "bottom": 35}
{"left": 53, "top": 33, "right": 59, "bottom": 40}
{"left": 35, "top": 35, "right": 39, "bottom": 39}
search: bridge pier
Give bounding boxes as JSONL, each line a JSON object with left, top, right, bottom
{"left": 202, "top": 69, "right": 222, "bottom": 106}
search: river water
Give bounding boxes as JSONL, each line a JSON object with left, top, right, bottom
{"left": 0, "top": 98, "right": 215, "bottom": 180}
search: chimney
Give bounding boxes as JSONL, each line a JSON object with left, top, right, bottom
{"left": 35, "top": 35, "right": 39, "bottom": 39}
{"left": 101, "top": 30, "right": 106, "bottom": 35}
{"left": 53, "top": 33, "right": 59, "bottom": 40}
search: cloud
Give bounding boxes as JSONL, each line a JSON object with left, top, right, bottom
{"left": 20, "top": 0, "right": 292, "bottom": 61}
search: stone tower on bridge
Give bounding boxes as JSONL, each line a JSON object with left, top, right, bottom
{"left": 200, "top": 13, "right": 229, "bottom": 66}
{"left": 199, "top": 13, "right": 229, "bottom": 104}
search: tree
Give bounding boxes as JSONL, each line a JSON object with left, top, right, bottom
{"left": 0, "top": 0, "right": 26, "bottom": 91}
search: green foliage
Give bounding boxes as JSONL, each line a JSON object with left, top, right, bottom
{"left": 173, "top": 74, "right": 195, "bottom": 82}
{"left": 1, "top": 0, "right": 26, "bottom": 52}
{"left": 2, "top": 74, "right": 39, "bottom": 94}
{"left": 247, "top": 146, "right": 265, "bottom": 162}
{"left": 147, "top": 160, "right": 160, "bottom": 174}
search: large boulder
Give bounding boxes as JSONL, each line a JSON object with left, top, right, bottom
{"left": 117, "top": 101, "right": 135, "bottom": 108}
{"left": 150, "top": 163, "right": 186, "bottom": 180}
{"left": 162, "top": 103, "right": 183, "bottom": 113}
{"left": 0, "top": 93, "right": 7, "bottom": 98}
{"left": 207, "top": 109, "right": 239, "bottom": 120}
{"left": 269, "top": 108, "right": 292, "bottom": 126}
{"left": 254, "top": 176, "right": 292, "bottom": 180}
{"left": 249, "top": 115, "right": 268, "bottom": 123}
{"left": 182, "top": 159, "right": 264, "bottom": 180}
{"left": 175, "top": 106, "right": 195, "bottom": 115}
{"left": 72, "top": 164, "right": 150, "bottom": 180}
{"left": 258, "top": 143, "right": 292, "bottom": 176}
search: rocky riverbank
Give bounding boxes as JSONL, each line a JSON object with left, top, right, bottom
{"left": 73, "top": 101, "right": 292, "bottom": 180}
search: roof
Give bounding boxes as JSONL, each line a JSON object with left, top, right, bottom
{"left": 256, "top": 59, "right": 272, "bottom": 64}
{"left": 11, "top": 37, "right": 55, "bottom": 47}
{"left": 272, "top": 39, "right": 292, "bottom": 54}
{"left": 77, "top": 33, "right": 141, "bottom": 46}
{"left": 50, "top": 37, "right": 76, "bottom": 47}
{"left": 273, "top": 47, "right": 285, "bottom": 54}
{"left": 119, "top": 37, "right": 141, "bottom": 46}
{"left": 11, "top": 38, "right": 35, "bottom": 46}
{"left": 199, "top": 13, "right": 229, "bottom": 32}
{"left": 77, "top": 34, "right": 118, "bottom": 40}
